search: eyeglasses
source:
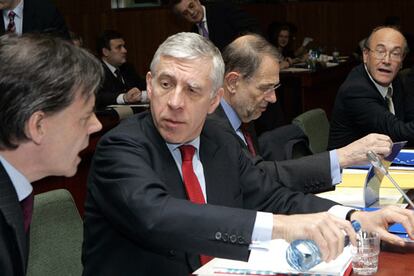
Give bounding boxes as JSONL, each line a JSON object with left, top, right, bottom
{"left": 260, "top": 83, "right": 281, "bottom": 94}
{"left": 366, "top": 46, "right": 404, "bottom": 62}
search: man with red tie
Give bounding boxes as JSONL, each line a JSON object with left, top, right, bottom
{"left": 0, "top": 34, "right": 103, "bottom": 275}
{"left": 0, "top": 0, "right": 69, "bottom": 39}
{"left": 210, "top": 33, "right": 393, "bottom": 194}
{"left": 82, "top": 32, "right": 414, "bottom": 276}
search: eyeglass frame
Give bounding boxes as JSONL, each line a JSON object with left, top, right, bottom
{"left": 261, "top": 82, "right": 281, "bottom": 94}
{"left": 364, "top": 46, "right": 405, "bottom": 62}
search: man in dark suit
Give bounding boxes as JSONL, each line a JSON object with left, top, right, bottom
{"left": 171, "top": 0, "right": 261, "bottom": 51}
{"left": 82, "top": 32, "right": 414, "bottom": 276}
{"left": 0, "top": 0, "right": 69, "bottom": 39}
{"left": 0, "top": 34, "right": 102, "bottom": 275}
{"left": 96, "top": 30, "right": 147, "bottom": 111}
{"left": 211, "top": 33, "right": 393, "bottom": 194}
{"left": 329, "top": 26, "right": 414, "bottom": 149}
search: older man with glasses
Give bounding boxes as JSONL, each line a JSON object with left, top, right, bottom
{"left": 329, "top": 26, "right": 414, "bottom": 149}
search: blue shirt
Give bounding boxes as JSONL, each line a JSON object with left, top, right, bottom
{"left": 0, "top": 154, "right": 32, "bottom": 201}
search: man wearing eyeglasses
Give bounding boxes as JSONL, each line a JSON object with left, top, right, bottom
{"left": 329, "top": 26, "right": 414, "bottom": 149}
{"left": 210, "top": 34, "right": 393, "bottom": 194}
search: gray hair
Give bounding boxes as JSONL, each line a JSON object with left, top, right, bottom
{"left": 364, "top": 25, "right": 409, "bottom": 55}
{"left": 222, "top": 33, "right": 280, "bottom": 80}
{"left": 150, "top": 32, "right": 224, "bottom": 96}
{"left": 0, "top": 34, "right": 104, "bottom": 150}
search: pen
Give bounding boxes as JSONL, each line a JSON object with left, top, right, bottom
{"left": 367, "top": 150, "right": 414, "bottom": 209}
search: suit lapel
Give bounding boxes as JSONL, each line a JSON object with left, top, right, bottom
{"left": 0, "top": 163, "right": 28, "bottom": 272}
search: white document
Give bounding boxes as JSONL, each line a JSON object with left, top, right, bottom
{"left": 194, "top": 239, "right": 352, "bottom": 276}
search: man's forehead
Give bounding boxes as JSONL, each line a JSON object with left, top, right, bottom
{"left": 371, "top": 29, "right": 404, "bottom": 48}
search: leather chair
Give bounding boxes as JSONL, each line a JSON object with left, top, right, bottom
{"left": 292, "top": 108, "right": 330, "bottom": 154}
{"left": 27, "top": 189, "right": 82, "bottom": 276}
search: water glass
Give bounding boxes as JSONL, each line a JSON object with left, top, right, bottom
{"left": 351, "top": 231, "right": 380, "bottom": 275}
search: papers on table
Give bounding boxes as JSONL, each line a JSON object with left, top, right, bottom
{"left": 194, "top": 239, "right": 352, "bottom": 276}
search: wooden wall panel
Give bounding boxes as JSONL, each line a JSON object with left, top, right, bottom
{"left": 53, "top": 0, "right": 414, "bottom": 75}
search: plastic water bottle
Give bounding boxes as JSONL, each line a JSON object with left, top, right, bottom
{"left": 286, "top": 220, "right": 361, "bottom": 272}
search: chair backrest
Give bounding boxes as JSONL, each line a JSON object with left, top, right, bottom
{"left": 292, "top": 108, "right": 330, "bottom": 154}
{"left": 27, "top": 189, "right": 82, "bottom": 276}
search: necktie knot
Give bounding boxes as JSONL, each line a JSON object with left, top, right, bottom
{"left": 8, "top": 11, "right": 16, "bottom": 20}
{"left": 6, "top": 11, "right": 16, "bottom": 33}
{"left": 197, "top": 21, "right": 209, "bottom": 38}
{"left": 179, "top": 145, "right": 195, "bottom": 162}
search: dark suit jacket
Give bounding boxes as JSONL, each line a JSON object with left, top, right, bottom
{"left": 193, "top": 2, "right": 261, "bottom": 51}
{"left": 82, "top": 111, "right": 336, "bottom": 276}
{"left": 328, "top": 64, "right": 414, "bottom": 149}
{"left": 0, "top": 163, "right": 28, "bottom": 276}
{"left": 210, "top": 105, "right": 333, "bottom": 194}
{"left": 96, "top": 62, "right": 146, "bottom": 111}
{"left": 0, "top": 0, "right": 69, "bottom": 39}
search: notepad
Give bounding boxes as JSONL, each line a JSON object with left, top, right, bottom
{"left": 194, "top": 239, "right": 352, "bottom": 276}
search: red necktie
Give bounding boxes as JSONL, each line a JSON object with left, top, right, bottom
{"left": 6, "top": 11, "right": 16, "bottom": 34}
{"left": 240, "top": 123, "right": 256, "bottom": 157}
{"left": 179, "top": 145, "right": 213, "bottom": 265}
{"left": 20, "top": 192, "right": 34, "bottom": 233}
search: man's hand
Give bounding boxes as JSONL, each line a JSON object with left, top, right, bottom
{"left": 351, "top": 205, "right": 414, "bottom": 246}
{"left": 123, "top": 87, "right": 142, "bottom": 104}
{"left": 272, "top": 212, "right": 357, "bottom": 262}
{"left": 337, "top": 133, "right": 392, "bottom": 168}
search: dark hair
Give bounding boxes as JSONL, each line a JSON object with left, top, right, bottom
{"left": 0, "top": 34, "right": 104, "bottom": 150}
{"left": 364, "top": 25, "right": 409, "bottom": 55}
{"left": 222, "top": 33, "right": 280, "bottom": 80}
{"left": 96, "top": 29, "right": 123, "bottom": 57}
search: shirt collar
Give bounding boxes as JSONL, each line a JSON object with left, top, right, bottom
{"left": 364, "top": 64, "right": 393, "bottom": 98}
{"left": 3, "top": 0, "right": 24, "bottom": 18}
{"left": 0, "top": 154, "right": 32, "bottom": 201}
{"left": 201, "top": 5, "right": 207, "bottom": 24}
{"left": 220, "top": 98, "right": 242, "bottom": 132}
{"left": 166, "top": 137, "right": 201, "bottom": 153}
{"left": 103, "top": 59, "right": 118, "bottom": 75}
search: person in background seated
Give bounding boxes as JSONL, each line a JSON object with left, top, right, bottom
{"left": 82, "top": 32, "right": 414, "bottom": 276}
{"left": 267, "top": 22, "right": 312, "bottom": 69}
{"left": 329, "top": 26, "right": 414, "bottom": 149}
{"left": 69, "top": 31, "right": 83, "bottom": 47}
{"left": 0, "top": 0, "right": 70, "bottom": 39}
{"left": 210, "top": 33, "right": 393, "bottom": 194}
{"left": 170, "top": 0, "right": 261, "bottom": 51}
{"left": 95, "top": 29, "right": 147, "bottom": 111}
{"left": 0, "top": 34, "right": 102, "bottom": 276}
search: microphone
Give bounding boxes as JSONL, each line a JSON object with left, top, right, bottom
{"left": 366, "top": 150, "right": 414, "bottom": 209}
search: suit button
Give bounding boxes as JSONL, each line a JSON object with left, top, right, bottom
{"left": 230, "top": 234, "right": 237, "bottom": 243}
{"left": 168, "top": 250, "right": 176, "bottom": 257}
{"left": 222, "top": 233, "right": 229, "bottom": 242}
{"left": 215, "top": 232, "right": 222, "bottom": 240}
{"left": 237, "top": 236, "right": 245, "bottom": 244}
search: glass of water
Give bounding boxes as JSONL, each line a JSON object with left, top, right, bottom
{"left": 351, "top": 231, "right": 380, "bottom": 275}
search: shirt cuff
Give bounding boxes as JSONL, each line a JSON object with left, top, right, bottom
{"left": 249, "top": 211, "right": 273, "bottom": 250}
{"left": 329, "top": 150, "right": 342, "bottom": 185}
{"left": 327, "top": 205, "right": 355, "bottom": 219}
{"left": 116, "top": 93, "right": 126, "bottom": 104}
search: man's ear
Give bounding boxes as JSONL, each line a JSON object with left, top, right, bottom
{"left": 146, "top": 71, "right": 153, "bottom": 101}
{"left": 102, "top": 48, "right": 110, "bottom": 58}
{"left": 25, "top": 111, "right": 46, "bottom": 145}
{"left": 224, "top": 72, "right": 239, "bottom": 95}
{"left": 207, "top": 88, "right": 224, "bottom": 114}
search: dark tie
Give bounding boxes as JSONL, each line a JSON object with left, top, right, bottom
{"left": 197, "top": 21, "right": 209, "bottom": 38}
{"left": 20, "top": 192, "right": 34, "bottom": 233}
{"left": 6, "top": 11, "right": 16, "bottom": 34}
{"left": 385, "top": 87, "right": 395, "bottom": 115}
{"left": 240, "top": 123, "right": 257, "bottom": 157}
{"left": 179, "top": 145, "right": 212, "bottom": 265}
{"left": 114, "top": 68, "right": 125, "bottom": 85}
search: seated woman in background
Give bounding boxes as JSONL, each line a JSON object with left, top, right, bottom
{"left": 267, "top": 22, "right": 313, "bottom": 69}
